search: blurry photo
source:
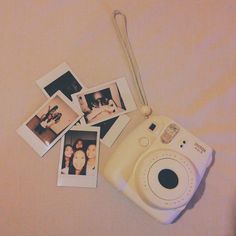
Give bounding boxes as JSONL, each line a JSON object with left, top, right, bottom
{"left": 37, "top": 63, "right": 84, "bottom": 101}
{"left": 57, "top": 126, "right": 100, "bottom": 188}
{"left": 72, "top": 78, "right": 136, "bottom": 125}
{"left": 17, "top": 91, "right": 82, "bottom": 157}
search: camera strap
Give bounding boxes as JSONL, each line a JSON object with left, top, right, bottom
{"left": 112, "top": 10, "right": 152, "bottom": 118}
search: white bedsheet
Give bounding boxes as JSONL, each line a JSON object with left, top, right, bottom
{"left": 1, "top": 1, "right": 236, "bottom": 235}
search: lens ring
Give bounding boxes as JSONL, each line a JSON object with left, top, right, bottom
{"left": 135, "top": 149, "right": 198, "bottom": 209}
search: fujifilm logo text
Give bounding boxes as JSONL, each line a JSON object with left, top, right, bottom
{"left": 194, "top": 143, "right": 206, "bottom": 154}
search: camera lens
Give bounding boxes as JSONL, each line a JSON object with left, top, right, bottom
{"left": 158, "top": 169, "right": 178, "bottom": 189}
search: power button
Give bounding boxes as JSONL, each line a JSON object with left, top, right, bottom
{"left": 139, "top": 137, "right": 150, "bottom": 147}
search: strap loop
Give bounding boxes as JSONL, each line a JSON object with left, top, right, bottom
{"left": 112, "top": 10, "right": 150, "bottom": 110}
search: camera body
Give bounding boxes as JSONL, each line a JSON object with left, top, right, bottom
{"left": 103, "top": 116, "right": 212, "bottom": 224}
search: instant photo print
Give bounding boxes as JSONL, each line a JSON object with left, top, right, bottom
{"left": 17, "top": 91, "right": 83, "bottom": 157}
{"left": 93, "top": 115, "right": 130, "bottom": 147}
{"left": 57, "top": 126, "right": 100, "bottom": 188}
{"left": 72, "top": 77, "right": 136, "bottom": 126}
{"left": 36, "top": 63, "right": 84, "bottom": 101}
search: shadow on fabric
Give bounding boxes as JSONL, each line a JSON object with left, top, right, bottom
{"left": 173, "top": 149, "right": 216, "bottom": 223}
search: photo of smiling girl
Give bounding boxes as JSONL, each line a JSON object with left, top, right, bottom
{"left": 69, "top": 150, "right": 86, "bottom": 175}
{"left": 57, "top": 126, "right": 100, "bottom": 188}
{"left": 84, "top": 144, "right": 97, "bottom": 176}
{"left": 61, "top": 144, "right": 74, "bottom": 174}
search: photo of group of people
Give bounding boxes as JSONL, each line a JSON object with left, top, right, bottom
{"left": 26, "top": 94, "right": 79, "bottom": 145}
{"left": 82, "top": 87, "right": 125, "bottom": 124}
{"left": 72, "top": 78, "right": 136, "bottom": 126}
{"left": 17, "top": 92, "right": 82, "bottom": 156}
{"left": 57, "top": 126, "right": 100, "bottom": 188}
{"left": 61, "top": 137, "right": 96, "bottom": 176}
{"left": 33, "top": 105, "right": 62, "bottom": 134}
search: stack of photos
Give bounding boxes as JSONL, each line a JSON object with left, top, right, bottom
{"left": 17, "top": 62, "right": 137, "bottom": 188}
{"left": 72, "top": 78, "right": 136, "bottom": 125}
{"left": 72, "top": 77, "right": 136, "bottom": 146}
{"left": 36, "top": 63, "right": 131, "bottom": 147}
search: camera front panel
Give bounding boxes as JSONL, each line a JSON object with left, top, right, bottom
{"left": 104, "top": 115, "right": 212, "bottom": 223}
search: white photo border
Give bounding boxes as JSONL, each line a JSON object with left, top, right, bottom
{"left": 57, "top": 126, "right": 100, "bottom": 188}
{"left": 72, "top": 77, "right": 136, "bottom": 126}
{"left": 94, "top": 115, "right": 130, "bottom": 147}
{"left": 17, "top": 91, "right": 83, "bottom": 157}
{"left": 36, "top": 62, "right": 85, "bottom": 100}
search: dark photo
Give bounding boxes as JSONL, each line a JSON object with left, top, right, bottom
{"left": 93, "top": 116, "right": 119, "bottom": 139}
{"left": 44, "top": 71, "right": 83, "bottom": 101}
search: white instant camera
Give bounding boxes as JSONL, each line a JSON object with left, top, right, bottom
{"left": 103, "top": 116, "right": 212, "bottom": 224}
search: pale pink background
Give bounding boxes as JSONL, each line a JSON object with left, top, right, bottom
{"left": 1, "top": 1, "right": 236, "bottom": 236}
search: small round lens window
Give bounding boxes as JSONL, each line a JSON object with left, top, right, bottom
{"left": 158, "top": 169, "right": 179, "bottom": 189}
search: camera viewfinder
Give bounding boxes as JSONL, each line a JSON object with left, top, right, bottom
{"left": 149, "top": 123, "right": 156, "bottom": 131}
